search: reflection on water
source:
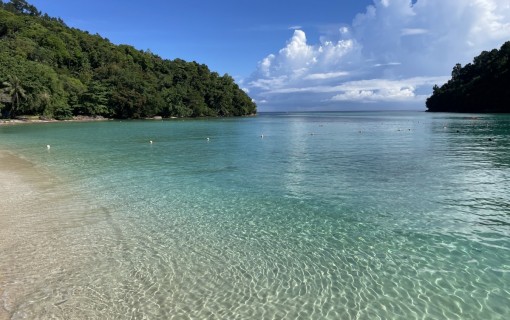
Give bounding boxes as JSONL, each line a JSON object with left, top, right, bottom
{"left": 1, "top": 112, "right": 509, "bottom": 319}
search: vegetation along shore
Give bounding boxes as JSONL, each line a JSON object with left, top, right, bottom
{"left": 426, "top": 41, "right": 510, "bottom": 113}
{"left": 0, "top": 0, "right": 256, "bottom": 121}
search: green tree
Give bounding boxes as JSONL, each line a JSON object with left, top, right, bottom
{"left": 4, "top": 0, "right": 39, "bottom": 16}
{"left": 451, "top": 63, "right": 462, "bottom": 81}
{"left": 1, "top": 75, "right": 26, "bottom": 117}
{"left": 76, "top": 81, "right": 109, "bottom": 116}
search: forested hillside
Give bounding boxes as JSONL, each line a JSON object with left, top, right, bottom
{"left": 0, "top": 0, "right": 256, "bottom": 119}
{"left": 426, "top": 41, "right": 510, "bottom": 113}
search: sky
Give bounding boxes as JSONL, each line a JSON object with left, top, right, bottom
{"left": 27, "top": 0, "right": 510, "bottom": 111}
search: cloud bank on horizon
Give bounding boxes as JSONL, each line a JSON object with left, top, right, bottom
{"left": 246, "top": 0, "right": 510, "bottom": 111}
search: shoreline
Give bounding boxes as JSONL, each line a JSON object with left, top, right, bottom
{"left": 0, "top": 113, "right": 258, "bottom": 126}
{"left": 0, "top": 115, "right": 111, "bottom": 126}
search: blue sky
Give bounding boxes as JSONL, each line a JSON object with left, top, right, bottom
{"left": 28, "top": 0, "right": 510, "bottom": 111}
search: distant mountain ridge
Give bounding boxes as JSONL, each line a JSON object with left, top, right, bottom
{"left": 426, "top": 41, "right": 510, "bottom": 113}
{"left": 0, "top": 0, "right": 257, "bottom": 119}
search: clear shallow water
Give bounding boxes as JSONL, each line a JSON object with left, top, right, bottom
{"left": 1, "top": 112, "right": 509, "bottom": 319}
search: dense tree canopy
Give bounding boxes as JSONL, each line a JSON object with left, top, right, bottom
{"left": 426, "top": 41, "right": 510, "bottom": 113}
{"left": 0, "top": 0, "right": 256, "bottom": 119}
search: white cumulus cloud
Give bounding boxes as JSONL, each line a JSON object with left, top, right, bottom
{"left": 247, "top": 0, "right": 510, "bottom": 111}
{"left": 251, "top": 30, "right": 358, "bottom": 88}
{"left": 401, "top": 28, "right": 428, "bottom": 36}
{"left": 304, "top": 71, "right": 349, "bottom": 80}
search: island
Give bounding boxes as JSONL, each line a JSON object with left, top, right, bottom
{"left": 426, "top": 41, "right": 510, "bottom": 113}
{"left": 0, "top": 0, "right": 257, "bottom": 120}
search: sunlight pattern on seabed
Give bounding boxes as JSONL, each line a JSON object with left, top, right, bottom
{"left": 1, "top": 112, "right": 509, "bottom": 319}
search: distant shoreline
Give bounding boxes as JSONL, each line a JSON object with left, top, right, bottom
{"left": 0, "top": 114, "right": 258, "bottom": 126}
{"left": 0, "top": 115, "right": 112, "bottom": 126}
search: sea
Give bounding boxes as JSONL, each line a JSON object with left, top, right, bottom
{"left": 0, "top": 111, "right": 509, "bottom": 319}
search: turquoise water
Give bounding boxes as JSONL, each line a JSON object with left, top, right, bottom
{"left": 1, "top": 112, "right": 509, "bottom": 319}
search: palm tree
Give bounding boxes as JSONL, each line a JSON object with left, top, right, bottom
{"left": 2, "top": 75, "right": 26, "bottom": 118}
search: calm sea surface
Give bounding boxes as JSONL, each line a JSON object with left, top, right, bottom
{"left": 1, "top": 112, "right": 509, "bottom": 319}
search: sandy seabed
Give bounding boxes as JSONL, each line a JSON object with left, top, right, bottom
{"left": 0, "top": 151, "right": 61, "bottom": 319}
{"left": 0, "top": 150, "right": 111, "bottom": 319}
